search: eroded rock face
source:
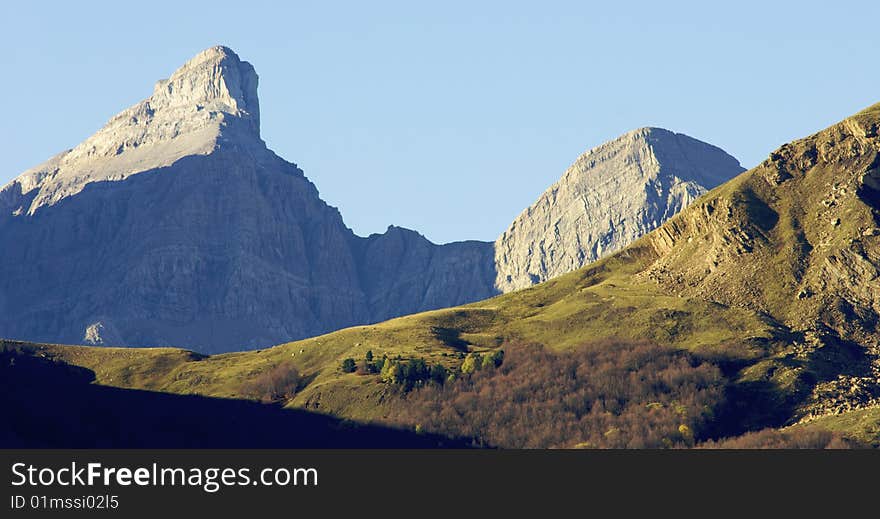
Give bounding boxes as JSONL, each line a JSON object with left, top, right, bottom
{"left": 354, "top": 227, "right": 497, "bottom": 322}
{"left": 0, "top": 47, "right": 496, "bottom": 353}
{"left": 493, "top": 128, "right": 745, "bottom": 292}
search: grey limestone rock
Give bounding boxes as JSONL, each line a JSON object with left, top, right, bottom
{"left": 493, "top": 128, "right": 745, "bottom": 292}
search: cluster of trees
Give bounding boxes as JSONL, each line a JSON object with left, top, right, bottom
{"left": 379, "top": 357, "right": 457, "bottom": 391}
{"left": 241, "top": 362, "right": 301, "bottom": 403}
{"left": 340, "top": 349, "right": 506, "bottom": 392}
{"left": 340, "top": 350, "right": 384, "bottom": 374}
{"left": 461, "top": 350, "right": 504, "bottom": 373}
{"left": 386, "top": 340, "right": 727, "bottom": 448}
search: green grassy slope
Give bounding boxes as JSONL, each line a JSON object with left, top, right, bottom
{"left": 792, "top": 405, "right": 880, "bottom": 447}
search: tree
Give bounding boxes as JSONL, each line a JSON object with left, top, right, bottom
{"left": 365, "top": 350, "right": 374, "bottom": 363}
{"left": 406, "top": 358, "right": 428, "bottom": 381}
{"left": 461, "top": 353, "right": 483, "bottom": 374}
{"left": 485, "top": 350, "right": 505, "bottom": 369}
{"left": 430, "top": 364, "right": 447, "bottom": 385}
{"left": 380, "top": 359, "right": 402, "bottom": 384}
{"left": 340, "top": 358, "right": 357, "bottom": 373}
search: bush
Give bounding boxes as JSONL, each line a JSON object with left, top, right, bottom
{"left": 386, "top": 340, "right": 726, "bottom": 448}
{"left": 242, "top": 362, "right": 301, "bottom": 403}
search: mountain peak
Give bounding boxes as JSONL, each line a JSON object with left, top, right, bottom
{"left": 564, "top": 127, "right": 743, "bottom": 188}
{"left": 75, "top": 44, "right": 262, "bottom": 159}
{"left": 150, "top": 45, "right": 260, "bottom": 135}
{"left": 2, "top": 46, "right": 263, "bottom": 215}
{"left": 494, "top": 127, "right": 744, "bottom": 292}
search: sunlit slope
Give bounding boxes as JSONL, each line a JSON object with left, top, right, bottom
{"left": 793, "top": 404, "right": 880, "bottom": 446}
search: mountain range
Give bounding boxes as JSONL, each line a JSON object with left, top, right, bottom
{"left": 0, "top": 47, "right": 742, "bottom": 353}
{"left": 3, "top": 46, "right": 880, "bottom": 447}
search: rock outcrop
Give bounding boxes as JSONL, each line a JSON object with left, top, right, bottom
{"left": 493, "top": 128, "right": 744, "bottom": 292}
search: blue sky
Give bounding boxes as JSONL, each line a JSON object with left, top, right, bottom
{"left": 2, "top": 1, "right": 878, "bottom": 243}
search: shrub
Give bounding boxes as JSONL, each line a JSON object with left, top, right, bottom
{"left": 242, "top": 362, "right": 301, "bottom": 403}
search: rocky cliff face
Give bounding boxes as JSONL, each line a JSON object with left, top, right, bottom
{"left": 354, "top": 227, "right": 497, "bottom": 322}
{"left": 493, "top": 128, "right": 745, "bottom": 292}
{"left": 0, "top": 47, "right": 496, "bottom": 353}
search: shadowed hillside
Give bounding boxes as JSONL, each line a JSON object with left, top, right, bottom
{"left": 0, "top": 347, "right": 466, "bottom": 448}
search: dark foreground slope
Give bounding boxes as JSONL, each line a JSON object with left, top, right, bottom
{"left": 0, "top": 347, "right": 464, "bottom": 448}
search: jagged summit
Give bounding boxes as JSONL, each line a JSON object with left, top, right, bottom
{"left": 493, "top": 127, "right": 744, "bottom": 292}
{"left": 149, "top": 46, "right": 260, "bottom": 135}
{"left": 1, "top": 46, "right": 262, "bottom": 216}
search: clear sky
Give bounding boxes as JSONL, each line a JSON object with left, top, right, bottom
{"left": 2, "top": 1, "right": 878, "bottom": 244}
